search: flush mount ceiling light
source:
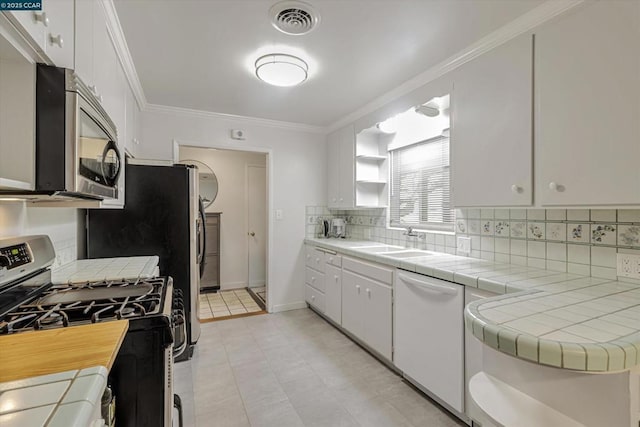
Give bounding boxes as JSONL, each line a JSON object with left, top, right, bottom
{"left": 255, "top": 53, "right": 309, "bottom": 87}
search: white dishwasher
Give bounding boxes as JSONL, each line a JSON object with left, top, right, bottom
{"left": 394, "top": 269, "right": 465, "bottom": 415}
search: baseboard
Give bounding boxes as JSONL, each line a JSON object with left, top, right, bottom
{"left": 271, "top": 301, "right": 307, "bottom": 313}
{"left": 220, "top": 281, "right": 247, "bottom": 290}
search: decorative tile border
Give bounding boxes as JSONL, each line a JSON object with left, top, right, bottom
{"left": 308, "top": 206, "right": 640, "bottom": 280}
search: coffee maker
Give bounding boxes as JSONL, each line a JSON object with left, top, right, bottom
{"left": 331, "top": 218, "right": 346, "bottom": 238}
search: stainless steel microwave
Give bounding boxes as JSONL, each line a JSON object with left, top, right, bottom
{"left": 0, "top": 64, "right": 122, "bottom": 201}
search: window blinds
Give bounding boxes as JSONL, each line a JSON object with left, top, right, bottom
{"left": 389, "top": 135, "right": 453, "bottom": 231}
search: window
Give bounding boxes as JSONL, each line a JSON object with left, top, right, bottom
{"left": 389, "top": 135, "right": 453, "bottom": 231}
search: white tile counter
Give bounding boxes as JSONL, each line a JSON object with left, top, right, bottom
{"left": 305, "top": 238, "right": 640, "bottom": 372}
{"left": 0, "top": 367, "right": 108, "bottom": 426}
{"left": 52, "top": 256, "right": 159, "bottom": 284}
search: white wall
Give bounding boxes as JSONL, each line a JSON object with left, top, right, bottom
{"left": 137, "top": 110, "right": 327, "bottom": 312}
{"left": 0, "top": 202, "right": 79, "bottom": 268}
{"left": 179, "top": 146, "right": 266, "bottom": 290}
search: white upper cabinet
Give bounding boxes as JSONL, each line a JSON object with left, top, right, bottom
{"left": 535, "top": 1, "right": 640, "bottom": 206}
{"left": 451, "top": 34, "right": 533, "bottom": 207}
{"left": 6, "top": 0, "right": 74, "bottom": 69}
{"left": 42, "top": 0, "right": 74, "bottom": 69}
{"left": 327, "top": 124, "right": 355, "bottom": 209}
{"left": 74, "top": 0, "right": 94, "bottom": 83}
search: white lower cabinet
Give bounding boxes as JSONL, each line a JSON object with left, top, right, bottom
{"left": 305, "top": 284, "right": 325, "bottom": 312}
{"left": 341, "top": 258, "right": 392, "bottom": 360}
{"left": 324, "top": 264, "right": 342, "bottom": 324}
{"left": 394, "top": 270, "right": 464, "bottom": 414}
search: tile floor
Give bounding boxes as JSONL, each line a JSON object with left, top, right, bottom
{"left": 199, "top": 289, "right": 263, "bottom": 320}
{"left": 174, "top": 308, "right": 465, "bottom": 426}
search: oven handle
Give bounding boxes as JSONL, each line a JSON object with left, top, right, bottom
{"left": 174, "top": 394, "right": 184, "bottom": 427}
{"left": 172, "top": 312, "right": 188, "bottom": 359}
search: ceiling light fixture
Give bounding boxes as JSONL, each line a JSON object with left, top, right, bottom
{"left": 255, "top": 53, "right": 309, "bottom": 87}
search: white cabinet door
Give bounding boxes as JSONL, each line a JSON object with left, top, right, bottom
{"left": 7, "top": 10, "right": 47, "bottom": 52}
{"left": 362, "top": 278, "right": 392, "bottom": 360}
{"left": 324, "top": 264, "right": 342, "bottom": 324}
{"left": 43, "top": 0, "right": 74, "bottom": 69}
{"left": 452, "top": 34, "right": 533, "bottom": 207}
{"left": 91, "top": 1, "right": 114, "bottom": 112}
{"left": 74, "top": 0, "right": 94, "bottom": 84}
{"left": 327, "top": 130, "right": 340, "bottom": 208}
{"left": 341, "top": 270, "right": 364, "bottom": 340}
{"left": 326, "top": 124, "right": 355, "bottom": 209}
{"left": 338, "top": 124, "right": 355, "bottom": 208}
{"left": 535, "top": 1, "right": 640, "bottom": 206}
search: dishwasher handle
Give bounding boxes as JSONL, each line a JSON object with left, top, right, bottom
{"left": 398, "top": 273, "right": 458, "bottom": 296}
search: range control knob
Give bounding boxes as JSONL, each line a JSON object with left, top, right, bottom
{"left": 0, "top": 255, "right": 10, "bottom": 269}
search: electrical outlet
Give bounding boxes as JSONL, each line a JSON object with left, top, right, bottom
{"left": 457, "top": 236, "right": 471, "bottom": 255}
{"left": 616, "top": 253, "right": 640, "bottom": 279}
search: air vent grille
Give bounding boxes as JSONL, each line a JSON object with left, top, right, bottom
{"left": 270, "top": 1, "right": 319, "bottom": 35}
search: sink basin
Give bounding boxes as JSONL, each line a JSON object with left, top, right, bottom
{"left": 355, "top": 245, "right": 404, "bottom": 253}
{"left": 379, "top": 250, "right": 435, "bottom": 259}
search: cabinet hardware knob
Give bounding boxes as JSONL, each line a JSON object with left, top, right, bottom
{"left": 356, "top": 285, "right": 360, "bottom": 291}
{"left": 249, "top": 232, "right": 255, "bottom": 237}
{"left": 34, "top": 11, "right": 48, "bottom": 26}
{"left": 311, "top": 277, "right": 315, "bottom": 282}
{"left": 49, "top": 34, "right": 63, "bottom": 48}
{"left": 548, "top": 182, "right": 564, "bottom": 192}
{"left": 311, "top": 295, "right": 315, "bottom": 300}
{"left": 339, "top": 198, "right": 344, "bottom": 202}
{"left": 511, "top": 184, "right": 522, "bottom": 194}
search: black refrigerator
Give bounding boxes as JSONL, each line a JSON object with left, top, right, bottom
{"left": 86, "top": 160, "right": 204, "bottom": 360}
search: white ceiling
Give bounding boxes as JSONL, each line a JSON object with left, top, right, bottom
{"left": 114, "top": 0, "right": 543, "bottom": 127}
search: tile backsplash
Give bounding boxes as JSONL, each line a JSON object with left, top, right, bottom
{"left": 305, "top": 206, "right": 640, "bottom": 282}
{"left": 0, "top": 202, "right": 80, "bottom": 269}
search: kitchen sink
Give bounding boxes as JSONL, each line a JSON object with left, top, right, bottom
{"left": 355, "top": 245, "right": 404, "bottom": 253}
{"left": 379, "top": 250, "right": 435, "bottom": 258}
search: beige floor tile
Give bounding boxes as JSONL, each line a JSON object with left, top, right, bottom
{"left": 177, "top": 308, "right": 464, "bottom": 427}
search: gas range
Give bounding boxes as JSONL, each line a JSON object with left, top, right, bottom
{"left": 1, "top": 277, "right": 169, "bottom": 335}
{"left": 0, "top": 235, "right": 184, "bottom": 427}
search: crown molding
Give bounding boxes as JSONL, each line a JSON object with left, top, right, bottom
{"left": 326, "top": 0, "right": 585, "bottom": 134}
{"left": 145, "top": 103, "right": 327, "bottom": 134}
{"left": 102, "top": 0, "right": 148, "bottom": 110}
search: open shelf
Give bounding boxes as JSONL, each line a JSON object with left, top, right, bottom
{"left": 356, "top": 154, "right": 387, "bottom": 161}
{"left": 469, "top": 372, "right": 583, "bottom": 427}
{"left": 356, "top": 179, "right": 386, "bottom": 184}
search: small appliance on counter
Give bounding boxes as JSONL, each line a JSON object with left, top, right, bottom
{"left": 331, "top": 218, "right": 346, "bottom": 238}
{"left": 0, "top": 235, "right": 185, "bottom": 427}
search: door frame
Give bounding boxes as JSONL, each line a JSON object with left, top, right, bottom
{"left": 173, "top": 139, "right": 274, "bottom": 313}
{"left": 245, "top": 164, "right": 267, "bottom": 288}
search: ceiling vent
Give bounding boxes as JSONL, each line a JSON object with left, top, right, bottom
{"left": 269, "top": 1, "right": 320, "bottom": 35}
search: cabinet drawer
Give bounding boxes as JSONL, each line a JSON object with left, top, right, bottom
{"left": 325, "top": 253, "right": 342, "bottom": 268}
{"left": 304, "top": 246, "right": 325, "bottom": 272}
{"left": 305, "top": 267, "right": 325, "bottom": 293}
{"left": 305, "top": 284, "right": 325, "bottom": 312}
{"left": 343, "top": 256, "right": 393, "bottom": 285}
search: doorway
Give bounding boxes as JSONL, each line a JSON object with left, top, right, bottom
{"left": 176, "top": 142, "right": 271, "bottom": 315}
{"left": 247, "top": 165, "right": 267, "bottom": 306}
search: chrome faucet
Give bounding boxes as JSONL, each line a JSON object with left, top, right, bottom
{"left": 403, "top": 226, "right": 421, "bottom": 237}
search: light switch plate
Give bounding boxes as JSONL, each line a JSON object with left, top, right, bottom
{"left": 457, "top": 236, "right": 471, "bottom": 255}
{"left": 616, "top": 253, "right": 640, "bottom": 279}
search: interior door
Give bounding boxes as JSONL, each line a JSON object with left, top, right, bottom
{"left": 247, "top": 165, "right": 266, "bottom": 287}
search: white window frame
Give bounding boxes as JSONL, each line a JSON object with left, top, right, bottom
{"left": 388, "top": 134, "right": 453, "bottom": 232}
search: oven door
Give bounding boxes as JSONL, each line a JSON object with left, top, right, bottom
{"left": 75, "top": 96, "right": 121, "bottom": 199}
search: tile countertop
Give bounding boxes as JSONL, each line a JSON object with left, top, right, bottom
{"left": 0, "top": 367, "right": 108, "bottom": 427}
{"left": 305, "top": 238, "right": 640, "bottom": 373}
{"left": 52, "top": 256, "right": 159, "bottom": 284}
